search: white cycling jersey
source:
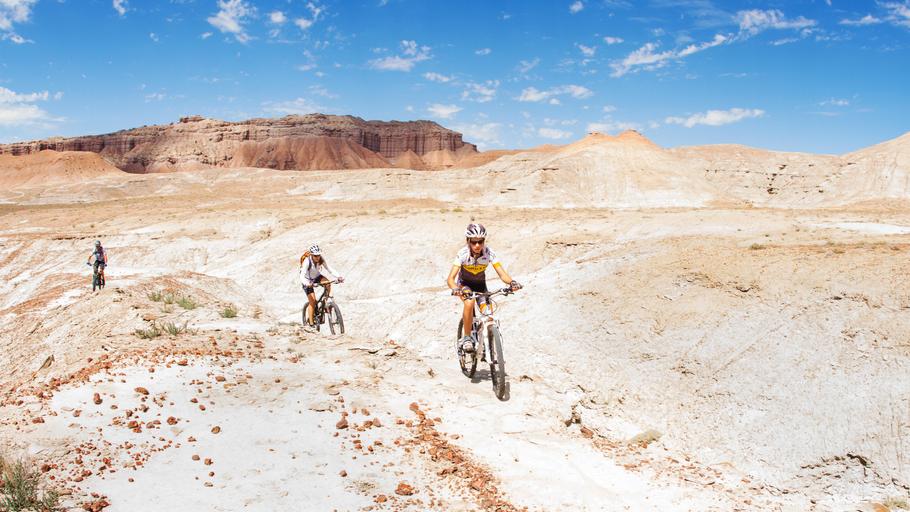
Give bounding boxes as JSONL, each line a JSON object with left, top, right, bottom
{"left": 299, "top": 255, "right": 340, "bottom": 285}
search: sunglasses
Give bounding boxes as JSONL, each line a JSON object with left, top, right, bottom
{"left": 468, "top": 239, "right": 485, "bottom": 245}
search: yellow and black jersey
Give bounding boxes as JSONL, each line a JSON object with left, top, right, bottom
{"left": 452, "top": 246, "right": 501, "bottom": 287}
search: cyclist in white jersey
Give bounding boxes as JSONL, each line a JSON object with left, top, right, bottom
{"left": 299, "top": 244, "right": 345, "bottom": 327}
{"left": 446, "top": 223, "right": 521, "bottom": 353}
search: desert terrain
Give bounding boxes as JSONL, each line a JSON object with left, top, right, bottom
{"left": 1, "top": 129, "right": 909, "bottom": 511}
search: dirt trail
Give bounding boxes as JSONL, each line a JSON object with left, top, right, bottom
{"left": 1, "top": 161, "right": 909, "bottom": 510}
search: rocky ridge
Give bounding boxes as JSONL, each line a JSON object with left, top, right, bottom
{"left": 0, "top": 114, "right": 478, "bottom": 173}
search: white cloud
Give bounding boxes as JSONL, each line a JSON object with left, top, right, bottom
{"left": 602, "top": 105, "right": 616, "bottom": 113}
{"left": 0, "top": 0, "right": 36, "bottom": 43}
{"left": 603, "top": 36, "right": 623, "bottom": 45}
{"left": 201, "top": 32, "right": 213, "bottom": 39}
{"left": 309, "top": 85, "right": 337, "bottom": 99}
{"left": 0, "top": 86, "right": 60, "bottom": 127}
{"left": 882, "top": 2, "right": 910, "bottom": 27}
{"left": 839, "top": 14, "right": 883, "bottom": 26}
{"left": 294, "top": 3, "right": 324, "bottom": 30}
{"left": 517, "top": 58, "right": 540, "bottom": 74}
{"left": 475, "top": 48, "right": 492, "bottom": 56}
{"left": 207, "top": 0, "right": 255, "bottom": 43}
{"left": 517, "top": 85, "right": 593, "bottom": 102}
{"left": 452, "top": 122, "right": 502, "bottom": 148}
{"left": 665, "top": 108, "right": 764, "bottom": 128}
{"left": 149, "top": 32, "right": 159, "bottom": 42}
{"left": 462, "top": 80, "right": 499, "bottom": 103}
{"left": 270, "top": 11, "right": 287, "bottom": 24}
{"left": 820, "top": 98, "right": 850, "bottom": 107}
{"left": 369, "top": 40, "right": 431, "bottom": 71}
{"left": 427, "top": 103, "right": 462, "bottom": 119}
{"left": 736, "top": 9, "right": 816, "bottom": 37}
{"left": 569, "top": 1, "right": 584, "bottom": 14}
{"left": 587, "top": 120, "right": 641, "bottom": 133}
{"left": 610, "top": 34, "right": 728, "bottom": 77}
{"left": 577, "top": 44, "right": 596, "bottom": 57}
{"left": 144, "top": 92, "right": 166, "bottom": 102}
{"left": 538, "top": 127, "right": 572, "bottom": 139}
{"left": 262, "top": 97, "right": 326, "bottom": 116}
{"left": 113, "top": 0, "right": 128, "bottom": 16}
{"left": 423, "top": 72, "right": 453, "bottom": 83}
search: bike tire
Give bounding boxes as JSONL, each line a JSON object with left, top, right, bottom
{"left": 92, "top": 272, "right": 99, "bottom": 292}
{"left": 327, "top": 303, "right": 344, "bottom": 335}
{"left": 457, "top": 319, "right": 477, "bottom": 378}
{"left": 489, "top": 325, "right": 506, "bottom": 399}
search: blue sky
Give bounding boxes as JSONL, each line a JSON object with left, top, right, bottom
{"left": 0, "top": 0, "right": 908, "bottom": 153}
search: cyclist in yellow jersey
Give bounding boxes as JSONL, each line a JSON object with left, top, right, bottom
{"left": 447, "top": 223, "right": 521, "bottom": 353}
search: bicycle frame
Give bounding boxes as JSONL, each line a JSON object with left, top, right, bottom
{"left": 463, "top": 288, "right": 512, "bottom": 356}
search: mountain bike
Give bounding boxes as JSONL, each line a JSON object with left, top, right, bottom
{"left": 456, "top": 287, "right": 516, "bottom": 400}
{"left": 89, "top": 262, "right": 105, "bottom": 291}
{"left": 303, "top": 281, "right": 344, "bottom": 334}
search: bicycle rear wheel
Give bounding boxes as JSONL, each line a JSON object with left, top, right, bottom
{"left": 457, "top": 319, "right": 477, "bottom": 378}
{"left": 327, "top": 303, "right": 344, "bottom": 335}
{"left": 488, "top": 326, "right": 507, "bottom": 399}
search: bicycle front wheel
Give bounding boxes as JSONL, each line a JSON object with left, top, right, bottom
{"left": 327, "top": 303, "right": 344, "bottom": 335}
{"left": 489, "top": 326, "right": 507, "bottom": 399}
{"left": 457, "top": 319, "right": 477, "bottom": 378}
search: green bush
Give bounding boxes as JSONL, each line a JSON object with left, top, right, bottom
{"left": 0, "top": 455, "right": 60, "bottom": 512}
{"left": 147, "top": 290, "right": 163, "bottom": 302}
{"left": 134, "top": 323, "right": 162, "bottom": 339}
{"left": 177, "top": 296, "right": 198, "bottom": 310}
{"left": 220, "top": 305, "right": 238, "bottom": 318}
{"left": 162, "top": 321, "right": 188, "bottom": 336}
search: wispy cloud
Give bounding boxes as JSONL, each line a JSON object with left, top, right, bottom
{"left": 0, "top": 0, "right": 37, "bottom": 43}
{"left": 269, "top": 11, "right": 287, "bottom": 24}
{"left": 603, "top": 36, "right": 624, "bottom": 45}
{"left": 569, "top": 1, "right": 584, "bottom": 14}
{"left": 735, "top": 9, "right": 816, "bottom": 37}
{"left": 610, "top": 34, "right": 727, "bottom": 77}
{"left": 423, "top": 72, "right": 453, "bottom": 83}
{"left": 820, "top": 98, "right": 850, "bottom": 107}
{"left": 427, "top": 103, "right": 462, "bottom": 119}
{"left": 462, "top": 80, "right": 499, "bottom": 103}
{"left": 0, "top": 86, "right": 62, "bottom": 127}
{"left": 577, "top": 43, "right": 596, "bottom": 57}
{"left": 538, "top": 127, "right": 572, "bottom": 139}
{"left": 665, "top": 107, "right": 764, "bottom": 128}
{"left": 369, "top": 40, "right": 431, "bottom": 71}
{"left": 839, "top": 14, "right": 883, "bottom": 26}
{"left": 207, "top": 0, "right": 255, "bottom": 43}
{"left": 113, "top": 0, "right": 128, "bottom": 17}
{"left": 517, "top": 85, "right": 593, "bottom": 102}
{"left": 262, "top": 97, "right": 327, "bottom": 116}
{"left": 294, "top": 2, "right": 324, "bottom": 30}
{"left": 475, "top": 48, "right": 492, "bottom": 56}
{"left": 452, "top": 122, "right": 502, "bottom": 148}
{"left": 587, "top": 119, "right": 640, "bottom": 133}
{"left": 516, "top": 58, "right": 540, "bottom": 75}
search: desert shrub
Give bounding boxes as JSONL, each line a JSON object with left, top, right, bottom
{"left": 162, "top": 321, "right": 188, "bottom": 336}
{"left": 749, "top": 243, "right": 765, "bottom": 250}
{"left": 134, "top": 323, "right": 162, "bottom": 339}
{"left": 177, "top": 296, "right": 198, "bottom": 310}
{"left": 220, "top": 305, "right": 238, "bottom": 318}
{"left": 147, "top": 290, "right": 163, "bottom": 302}
{"left": 0, "top": 455, "right": 60, "bottom": 512}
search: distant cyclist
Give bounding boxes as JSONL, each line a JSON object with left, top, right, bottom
{"left": 299, "top": 244, "right": 344, "bottom": 327}
{"left": 86, "top": 240, "right": 108, "bottom": 275}
{"left": 447, "top": 223, "right": 521, "bottom": 353}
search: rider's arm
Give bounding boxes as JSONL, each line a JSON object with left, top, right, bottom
{"left": 447, "top": 265, "right": 461, "bottom": 290}
{"left": 492, "top": 262, "right": 515, "bottom": 285}
{"left": 320, "top": 260, "right": 341, "bottom": 281}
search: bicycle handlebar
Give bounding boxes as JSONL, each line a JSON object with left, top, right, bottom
{"left": 459, "top": 287, "right": 517, "bottom": 300}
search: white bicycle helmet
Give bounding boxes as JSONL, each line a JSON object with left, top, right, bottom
{"left": 308, "top": 244, "right": 321, "bottom": 255}
{"left": 464, "top": 223, "right": 486, "bottom": 239}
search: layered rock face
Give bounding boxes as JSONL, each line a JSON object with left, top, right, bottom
{"left": 0, "top": 114, "right": 477, "bottom": 172}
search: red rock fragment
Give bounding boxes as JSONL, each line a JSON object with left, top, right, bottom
{"left": 134, "top": 387, "right": 149, "bottom": 395}
{"left": 93, "top": 393, "right": 103, "bottom": 405}
{"left": 336, "top": 417, "right": 348, "bottom": 429}
{"left": 167, "top": 417, "right": 177, "bottom": 425}
{"left": 395, "top": 482, "right": 415, "bottom": 496}
{"left": 211, "top": 426, "right": 221, "bottom": 434}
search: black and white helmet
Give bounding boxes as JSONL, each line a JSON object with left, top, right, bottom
{"left": 309, "top": 244, "right": 321, "bottom": 256}
{"left": 94, "top": 240, "right": 102, "bottom": 247}
{"left": 464, "top": 223, "right": 487, "bottom": 239}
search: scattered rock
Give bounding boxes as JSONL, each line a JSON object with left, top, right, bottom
{"left": 211, "top": 426, "right": 221, "bottom": 434}
{"left": 336, "top": 417, "right": 349, "bottom": 429}
{"left": 93, "top": 393, "right": 103, "bottom": 405}
{"left": 134, "top": 387, "right": 149, "bottom": 395}
{"left": 395, "top": 482, "right": 415, "bottom": 496}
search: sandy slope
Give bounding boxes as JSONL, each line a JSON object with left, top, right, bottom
{"left": 1, "top": 134, "right": 910, "bottom": 511}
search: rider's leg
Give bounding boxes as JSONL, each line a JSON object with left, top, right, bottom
{"left": 320, "top": 276, "right": 332, "bottom": 297}
{"left": 306, "top": 292, "right": 317, "bottom": 325}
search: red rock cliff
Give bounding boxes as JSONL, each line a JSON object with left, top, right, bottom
{"left": 0, "top": 114, "right": 477, "bottom": 172}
